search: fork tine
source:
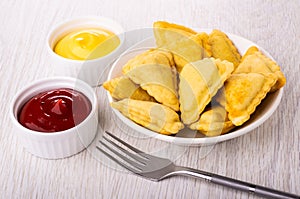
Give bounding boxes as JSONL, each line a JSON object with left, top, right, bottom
{"left": 96, "top": 146, "right": 140, "bottom": 174}
{"left": 105, "top": 131, "right": 148, "bottom": 158}
{"left": 99, "top": 140, "right": 144, "bottom": 171}
{"left": 102, "top": 136, "right": 146, "bottom": 164}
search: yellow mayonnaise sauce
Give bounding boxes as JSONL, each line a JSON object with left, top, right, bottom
{"left": 54, "top": 28, "right": 120, "bottom": 60}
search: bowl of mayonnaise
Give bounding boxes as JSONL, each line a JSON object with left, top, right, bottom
{"left": 47, "top": 16, "right": 125, "bottom": 86}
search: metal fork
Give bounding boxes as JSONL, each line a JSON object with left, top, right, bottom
{"left": 97, "top": 131, "right": 299, "bottom": 199}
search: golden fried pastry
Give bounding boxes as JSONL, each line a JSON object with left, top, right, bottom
{"left": 208, "top": 29, "right": 241, "bottom": 69}
{"left": 234, "top": 47, "right": 286, "bottom": 92}
{"left": 103, "top": 76, "right": 155, "bottom": 101}
{"left": 189, "top": 105, "right": 235, "bottom": 136}
{"left": 122, "top": 48, "right": 175, "bottom": 74}
{"left": 179, "top": 58, "right": 234, "bottom": 124}
{"left": 153, "top": 21, "right": 210, "bottom": 72}
{"left": 216, "top": 73, "right": 277, "bottom": 126}
{"left": 125, "top": 63, "right": 179, "bottom": 111}
{"left": 111, "top": 99, "right": 184, "bottom": 135}
{"left": 153, "top": 21, "right": 196, "bottom": 38}
{"left": 241, "top": 46, "right": 259, "bottom": 62}
{"left": 172, "top": 33, "right": 212, "bottom": 72}
{"left": 196, "top": 32, "right": 212, "bottom": 57}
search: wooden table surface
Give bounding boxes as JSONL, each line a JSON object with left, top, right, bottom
{"left": 1, "top": 0, "right": 299, "bottom": 198}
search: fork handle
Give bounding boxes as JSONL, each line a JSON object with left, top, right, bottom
{"left": 174, "top": 166, "right": 299, "bottom": 199}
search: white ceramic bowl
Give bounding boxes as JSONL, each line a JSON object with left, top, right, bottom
{"left": 107, "top": 31, "right": 284, "bottom": 146}
{"left": 47, "top": 16, "right": 125, "bottom": 86}
{"left": 10, "top": 77, "right": 98, "bottom": 159}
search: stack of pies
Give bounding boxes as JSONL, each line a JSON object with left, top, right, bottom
{"left": 103, "top": 21, "right": 286, "bottom": 136}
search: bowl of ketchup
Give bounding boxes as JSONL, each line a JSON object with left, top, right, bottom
{"left": 10, "top": 77, "right": 98, "bottom": 159}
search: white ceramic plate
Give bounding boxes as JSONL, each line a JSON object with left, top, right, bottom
{"left": 107, "top": 30, "right": 283, "bottom": 146}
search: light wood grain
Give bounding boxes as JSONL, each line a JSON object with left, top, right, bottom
{"left": 1, "top": 0, "right": 299, "bottom": 198}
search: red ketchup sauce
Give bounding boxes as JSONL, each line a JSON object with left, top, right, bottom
{"left": 18, "top": 88, "right": 92, "bottom": 132}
